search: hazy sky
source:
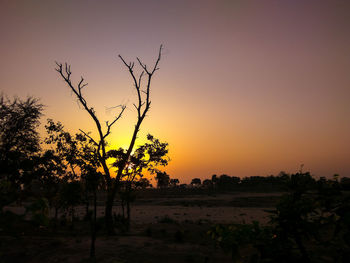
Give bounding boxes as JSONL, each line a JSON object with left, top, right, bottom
{"left": 1, "top": 0, "right": 349, "bottom": 183}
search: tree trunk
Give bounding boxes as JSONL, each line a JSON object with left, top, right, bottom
{"left": 55, "top": 207, "right": 58, "bottom": 221}
{"left": 105, "top": 190, "right": 116, "bottom": 235}
{"left": 121, "top": 199, "right": 125, "bottom": 219}
{"left": 85, "top": 192, "right": 89, "bottom": 220}
{"left": 126, "top": 182, "right": 132, "bottom": 232}
{"left": 126, "top": 196, "right": 131, "bottom": 232}
{"left": 70, "top": 206, "right": 75, "bottom": 230}
{"left": 54, "top": 207, "right": 58, "bottom": 231}
{"left": 90, "top": 190, "right": 97, "bottom": 259}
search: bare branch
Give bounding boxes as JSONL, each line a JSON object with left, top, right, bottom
{"left": 79, "top": 129, "right": 98, "bottom": 146}
{"left": 78, "top": 77, "right": 88, "bottom": 90}
{"left": 136, "top": 44, "right": 163, "bottom": 75}
{"left": 137, "top": 57, "right": 149, "bottom": 74}
{"left": 103, "top": 105, "right": 126, "bottom": 140}
{"left": 150, "top": 44, "right": 162, "bottom": 74}
{"left": 118, "top": 55, "right": 129, "bottom": 68}
{"left": 55, "top": 61, "right": 63, "bottom": 73}
{"left": 119, "top": 54, "right": 142, "bottom": 117}
{"left": 78, "top": 77, "right": 84, "bottom": 88}
{"left": 138, "top": 71, "right": 144, "bottom": 87}
{"left": 115, "top": 45, "right": 163, "bottom": 185}
{"left": 55, "top": 61, "right": 113, "bottom": 181}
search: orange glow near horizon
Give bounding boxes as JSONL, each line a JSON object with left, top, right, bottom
{"left": 1, "top": 1, "right": 350, "bottom": 184}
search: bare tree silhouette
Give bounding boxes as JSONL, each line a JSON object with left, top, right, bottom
{"left": 55, "top": 45, "right": 163, "bottom": 234}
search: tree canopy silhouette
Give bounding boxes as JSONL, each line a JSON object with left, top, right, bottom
{"left": 0, "top": 95, "right": 43, "bottom": 209}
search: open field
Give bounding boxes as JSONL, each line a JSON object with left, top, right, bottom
{"left": 1, "top": 192, "right": 283, "bottom": 263}
{"left": 4, "top": 192, "right": 283, "bottom": 224}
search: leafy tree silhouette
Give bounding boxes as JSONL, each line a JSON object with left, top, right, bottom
{"left": 191, "top": 178, "right": 201, "bottom": 187}
{"left": 202, "top": 179, "right": 213, "bottom": 188}
{"left": 59, "top": 180, "right": 82, "bottom": 229}
{"left": 155, "top": 171, "right": 170, "bottom": 188}
{"left": 211, "top": 174, "right": 218, "bottom": 190}
{"left": 0, "top": 95, "right": 43, "bottom": 210}
{"left": 110, "top": 134, "right": 169, "bottom": 231}
{"left": 44, "top": 119, "right": 105, "bottom": 258}
{"left": 135, "top": 177, "right": 151, "bottom": 189}
{"left": 44, "top": 119, "right": 99, "bottom": 218}
{"left": 33, "top": 149, "right": 66, "bottom": 227}
{"left": 170, "top": 178, "right": 179, "bottom": 188}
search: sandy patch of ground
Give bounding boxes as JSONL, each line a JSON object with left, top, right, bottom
{"left": 4, "top": 192, "right": 281, "bottom": 225}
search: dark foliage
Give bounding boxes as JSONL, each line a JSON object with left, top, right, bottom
{"left": 209, "top": 172, "right": 350, "bottom": 262}
{"left": 0, "top": 95, "right": 43, "bottom": 209}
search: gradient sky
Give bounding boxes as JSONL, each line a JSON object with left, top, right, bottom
{"left": 1, "top": 0, "right": 349, "bottom": 183}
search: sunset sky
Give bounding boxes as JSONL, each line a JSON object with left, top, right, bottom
{"left": 1, "top": 0, "right": 349, "bottom": 183}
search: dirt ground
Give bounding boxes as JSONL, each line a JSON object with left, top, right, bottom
{"left": 5, "top": 192, "right": 281, "bottom": 224}
{"left": 1, "top": 223, "right": 234, "bottom": 263}
{"left": 1, "top": 192, "right": 283, "bottom": 263}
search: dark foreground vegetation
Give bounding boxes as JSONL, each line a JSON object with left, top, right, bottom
{"left": 1, "top": 172, "right": 350, "bottom": 262}
{"left": 209, "top": 173, "right": 350, "bottom": 262}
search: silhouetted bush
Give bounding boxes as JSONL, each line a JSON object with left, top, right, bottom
{"left": 25, "top": 197, "right": 49, "bottom": 227}
{"left": 209, "top": 172, "right": 350, "bottom": 262}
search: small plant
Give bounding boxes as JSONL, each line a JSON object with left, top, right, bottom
{"left": 25, "top": 197, "right": 49, "bottom": 227}
{"left": 113, "top": 213, "right": 128, "bottom": 233}
{"left": 208, "top": 222, "right": 263, "bottom": 262}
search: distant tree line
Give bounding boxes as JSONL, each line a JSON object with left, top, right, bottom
{"left": 151, "top": 172, "right": 350, "bottom": 193}
{"left": 186, "top": 172, "right": 350, "bottom": 192}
